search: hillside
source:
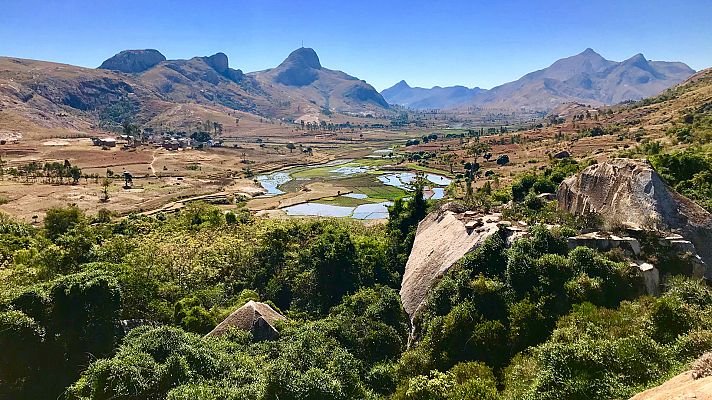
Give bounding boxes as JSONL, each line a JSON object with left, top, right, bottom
{"left": 382, "top": 48, "right": 694, "bottom": 111}
{"left": 249, "top": 48, "right": 390, "bottom": 118}
{"left": 612, "top": 67, "right": 712, "bottom": 129}
{"left": 0, "top": 47, "right": 390, "bottom": 138}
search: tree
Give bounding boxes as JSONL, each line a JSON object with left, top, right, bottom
{"left": 190, "top": 131, "right": 212, "bottom": 143}
{"left": 212, "top": 121, "right": 223, "bottom": 136}
{"left": 0, "top": 311, "right": 48, "bottom": 398}
{"left": 123, "top": 171, "right": 133, "bottom": 188}
{"left": 286, "top": 142, "right": 296, "bottom": 153}
{"left": 122, "top": 120, "right": 140, "bottom": 145}
{"left": 44, "top": 206, "right": 83, "bottom": 240}
{"left": 440, "top": 153, "right": 456, "bottom": 173}
{"left": 69, "top": 166, "right": 81, "bottom": 185}
{"left": 101, "top": 178, "right": 111, "bottom": 202}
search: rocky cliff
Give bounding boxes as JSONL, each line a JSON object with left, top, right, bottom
{"left": 99, "top": 49, "right": 166, "bottom": 73}
{"left": 558, "top": 159, "right": 712, "bottom": 277}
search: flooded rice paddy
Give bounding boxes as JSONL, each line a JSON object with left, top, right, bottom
{"left": 255, "top": 159, "right": 451, "bottom": 218}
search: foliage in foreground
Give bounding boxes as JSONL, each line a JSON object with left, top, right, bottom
{"left": 1, "top": 176, "right": 711, "bottom": 400}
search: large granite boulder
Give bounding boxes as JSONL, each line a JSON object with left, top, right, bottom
{"left": 629, "top": 352, "right": 712, "bottom": 400}
{"left": 205, "top": 300, "right": 285, "bottom": 341}
{"left": 99, "top": 49, "right": 166, "bottom": 73}
{"left": 558, "top": 158, "right": 712, "bottom": 278}
{"left": 400, "top": 210, "right": 510, "bottom": 324}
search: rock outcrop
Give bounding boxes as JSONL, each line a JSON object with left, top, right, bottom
{"left": 558, "top": 159, "right": 712, "bottom": 278}
{"left": 205, "top": 300, "right": 285, "bottom": 341}
{"left": 629, "top": 353, "right": 712, "bottom": 400}
{"left": 567, "top": 232, "right": 641, "bottom": 256}
{"left": 274, "top": 47, "right": 321, "bottom": 87}
{"left": 99, "top": 49, "right": 166, "bottom": 73}
{"left": 203, "top": 52, "right": 229, "bottom": 74}
{"left": 400, "top": 209, "right": 523, "bottom": 325}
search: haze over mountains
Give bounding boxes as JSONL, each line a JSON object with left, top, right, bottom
{"left": 382, "top": 48, "right": 695, "bottom": 110}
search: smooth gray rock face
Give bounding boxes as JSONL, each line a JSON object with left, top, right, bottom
{"left": 99, "top": 49, "right": 166, "bottom": 73}
{"left": 558, "top": 159, "right": 712, "bottom": 278}
{"left": 400, "top": 211, "right": 506, "bottom": 323}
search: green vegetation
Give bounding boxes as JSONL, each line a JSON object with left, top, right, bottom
{"left": 648, "top": 103, "right": 712, "bottom": 212}
{"left": 504, "top": 277, "right": 712, "bottom": 399}
{"left": 0, "top": 190, "right": 427, "bottom": 399}
{"left": 650, "top": 147, "right": 712, "bottom": 212}
{"left": 0, "top": 158, "right": 710, "bottom": 399}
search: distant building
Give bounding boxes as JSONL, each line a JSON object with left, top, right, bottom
{"left": 92, "top": 137, "right": 117, "bottom": 147}
{"left": 163, "top": 140, "right": 179, "bottom": 151}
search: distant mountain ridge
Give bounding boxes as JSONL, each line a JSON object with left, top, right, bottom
{"left": 0, "top": 47, "right": 390, "bottom": 135}
{"left": 381, "top": 81, "right": 485, "bottom": 109}
{"left": 382, "top": 48, "right": 695, "bottom": 110}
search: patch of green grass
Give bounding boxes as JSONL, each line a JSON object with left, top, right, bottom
{"left": 355, "top": 158, "right": 394, "bottom": 167}
{"left": 332, "top": 175, "right": 408, "bottom": 200}
{"left": 353, "top": 185, "right": 406, "bottom": 200}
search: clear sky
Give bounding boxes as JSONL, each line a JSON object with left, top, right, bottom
{"left": 1, "top": 0, "right": 710, "bottom": 91}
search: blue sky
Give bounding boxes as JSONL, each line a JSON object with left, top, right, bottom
{"left": 1, "top": 0, "right": 710, "bottom": 91}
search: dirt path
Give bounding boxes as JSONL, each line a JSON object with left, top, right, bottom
{"left": 149, "top": 149, "right": 159, "bottom": 177}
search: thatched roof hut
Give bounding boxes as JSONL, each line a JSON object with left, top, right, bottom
{"left": 205, "top": 300, "right": 285, "bottom": 341}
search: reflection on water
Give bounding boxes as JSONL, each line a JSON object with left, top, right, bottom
{"left": 282, "top": 201, "right": 393, "bottom": 219}
{"left": 283, "top": 203, "right": 353, "bottom": 217}
{"left": 426, "top": 174, "right": 452, "bottom": 186}
{"left": 256, "top": 172, "right": 291, "bottom": 195}
{"left": 430, "top": 187, "right": 445, "bottom": 200}
{"left": 378, "top": 172, "right": 451, "bottom": 189}
{"left": 330, "top": 166, "right": 371, "bottom": 175}
{"left": 352, "top": 202, "right": 392, "bottom": 219}
{"left": 344, "top": 193, "right": 368, "bottom": 199}
{"left": 256, "top": 160, "right": 452, "bottom": 202}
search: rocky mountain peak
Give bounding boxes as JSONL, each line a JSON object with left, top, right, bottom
{"left": 273, "top": 48, "right": 323, "bottom": 87}
{"left": 279, "top": 47, "right": 322, "bottom": 70}
{"left": 623, "top": 53, "right": 652, "bottom": 68}
{"left": 203, "top": 52, "right": 229, "bottom": 74}
{"left": 580, "top": 47, "right": 600, "bottom": 57}
{"left": 98, "top": 49, "right": 166, "bottom": 73}
{"left": 393, "top": 80, "right": 410, "bottom": 89}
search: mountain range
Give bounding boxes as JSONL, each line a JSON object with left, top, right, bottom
{"left": 0, "top": 47, "right": 389, "bottom": 135}
{"left": 382, "top": 48, "right": 695, "bottom": 110}
{"left": 0, "top": 47, "right": 699, "bottom": 136}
